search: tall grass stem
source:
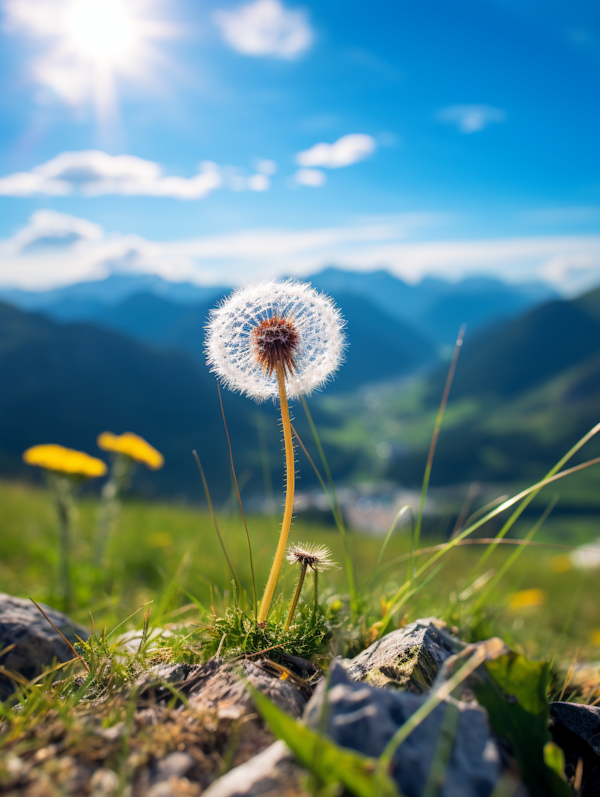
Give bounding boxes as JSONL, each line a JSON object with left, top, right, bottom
{"left": 413, "top": 324, "right": 466, "bottom": 563}
{"left": 218, "top": 386, "right": 257, "bottom": 616}
{"left": 474, "top": 420, "right": 600, "bottom": 573}
{"left": 192, "top": 450, "right": 240, "bottom": 594}
{"left": 300, "top": 397, "right": 356, "bottom": 602}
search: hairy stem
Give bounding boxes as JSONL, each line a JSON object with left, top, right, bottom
{"left": 258, "top": 362, "right": 295, "bottom": 623}
{"left": 284, "top": 562, "right": 307, "bottom": 631}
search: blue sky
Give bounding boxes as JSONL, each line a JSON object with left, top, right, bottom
{"left": 0, "top": 0, "right": 599, "bottom": 292}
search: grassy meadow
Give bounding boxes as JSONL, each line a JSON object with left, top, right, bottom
{"left": 1, "top": 474, "right": 599, "bottom": 667}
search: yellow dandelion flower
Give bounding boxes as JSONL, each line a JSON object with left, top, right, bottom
{"left": 97, "top": 432, "right": 164, "bottom": 470}
{"left": 590, "top": 630, "right": 600, "bottom": 646}
{"left": 551, "top": 554, "right": 572, "bottom": 573}
{"left": 508, "top": 588, "right": 547, "bottom": 611}
{"left": 23, "top": 444, "right": 107, "bottom": 478}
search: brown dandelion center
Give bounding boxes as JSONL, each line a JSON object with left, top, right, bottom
{"left": 294, "top": 551, "right": 320, "bottom": 568}
{"left": 252, "top": 316, "right": 299, "bottom": 377}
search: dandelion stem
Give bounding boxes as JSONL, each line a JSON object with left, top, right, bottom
{"left": 49, "top": 474, "right": 74, "bottom": 612}
{"left": 258, "top": 362, "right": 295, "bottom": 623}
{"left": 284, "top": 562, "right": 307, "bottom": 632}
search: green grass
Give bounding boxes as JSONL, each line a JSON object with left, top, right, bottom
{"left": 1, "top": 477, "right": 599, "bottom": 662}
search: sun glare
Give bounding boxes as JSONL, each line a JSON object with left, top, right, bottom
{"left": 65, "top": 0, "right": 140, "bottom": 65}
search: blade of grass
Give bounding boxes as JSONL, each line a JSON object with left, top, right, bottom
{"left": 379, "top": 537, "right": 595, "bottom": 572}
{"left": 413, "top": 324, "right": 466, "bottom": 564}
{"left": 413, "top": 455, "right": 600, "bottom": 581}
{"left": 218, "top": 386, "right": 257, "bottom": 617}
{"left": 154, "top": 552, "right": 192, "bottom": 621}
{"left": 377, "top": 505, "right": 411, "bottom": 572}
{"left": 380, "top": 562, "right": 446, "bottom": 635}
{"left": 450, "top": 482, "right": 480, "bottom": 539}
{"left": 300, "top": 397, "right": 356, "bottom": 602}
{"left": 291, "top": 422, "right": 355, "bottom": 599}
{"left": 462, "top": 495, "right": 509, "bottom": 530}
{"left": 421, "top": 701, "right": 460, "bottom": 797}
{"left": 256, "top": 411, "right": 277, "bottom": 527}
{"left": 107, "top": 601, "right": 154, "bottom": 639}
{"left": 551, "top": 571, "right": 589, "bottom": 669}
{"left": 383, "top": 455, "right": 600, "bottom": 623}
{"left": 177, "top": 583, "right": 210, "bottom": 617}
{"left": 29, "top": 598, "right": 90, "bottom": 673}
{"left": 192, "top": 450, "right": 240, "bottom": 593}
{"left": 474, "top": 495, "right": 558, "bottom": 609}
{"left": 474, "top": 420, "right": 600, "bottom": 572}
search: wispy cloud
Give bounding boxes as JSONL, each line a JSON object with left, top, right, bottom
{"left": 296, "top": 134, "right": 376, "bottom": 168}
{"left": 1, "top": 210, "right": 599, "bottom": 294}
{"left": 0, "top": 151, "right": 226, "bottom": 200}
{"left": 5, "top": 210, "right": 103, "bottom": 254}
{"left": 438, "top": 105, "right": 507, "bottom": 133}
{"left": 214, "top": 0, "right": 312, "bottom": 59}
{"left": 294, "top": 168, "right": 326, "bottom": 187}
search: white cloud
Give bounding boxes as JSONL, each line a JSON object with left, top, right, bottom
{"left": 0, "top": 151, "right": 224, "bottom": 200}
{"left": 255, "top": 158, "right": 278, "bottom": 175}
{"left": 296, "top": 134, "right": 376, "bottom": 168}
{"left": 438, "top": 105, "right": 507, "bottom": 133}
{"left": 1, "top": 210, "right": 599, "bottom": 295}
{"left": 295, "top": 168, "right": 326, "bottom": 186}
{"left": 247, "top": 174, "right": 270, "bottom": 191}
{"left": 214, "top": 0, "right": 312, "bottom": 59}
{"left": 7, "top": 210, "right": 104, "bottom": 254}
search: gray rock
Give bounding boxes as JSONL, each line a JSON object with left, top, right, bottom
{"left": 304, "top": 661, "right": 504, "bottom": 797}
{"left": 137, "top": 657, "right": 310, "bottom": 721}
{"left": 145, "top": 752, "right": 196, "bottom": 797}
{"left": 202, "top": 740, "right": 306, "bottom": 797}
{"left": 0, "top": 593, "right": 89, "bottom": 700}
{"left": 550, "top": 701, "right": 600, "bottom": 755}
{"left": 550, "top": 702, "right": 600, "bottom": 797}
{"left": 347, "top": 618, "right": 464, "bottom": 691}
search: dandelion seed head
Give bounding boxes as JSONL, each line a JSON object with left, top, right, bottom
{"left": 286, "top": 542, "right": 338, "bottom": 572}
{"left": 252, "top": 315, "right": 299, "bottom": 378}
{"left": 205, "top": 280, "right": 346, "bottom": 402}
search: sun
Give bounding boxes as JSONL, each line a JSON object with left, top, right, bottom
{"left": 64, "top": 0, "right": 141, "bottom": 66}
{"left": 6, "top": 0, "right": 177, "bottom": 128}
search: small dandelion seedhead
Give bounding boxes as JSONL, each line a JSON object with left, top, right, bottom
{"left": 286, "top": 543, "right": 339, "bottom": 572}
{"left": 205, "top": 280, "right": 346, "bottom": 402}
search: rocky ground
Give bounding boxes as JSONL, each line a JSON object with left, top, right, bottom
{"left": 1, "top": 594, "right": 600, "bottom": 796}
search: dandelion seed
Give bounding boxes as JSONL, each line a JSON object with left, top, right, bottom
{"left": 205, "top": 280, "right": 346, "bottom": 402}
{"left": 286, "top": 543, "right": 339, "bottom": 572}
{"left": 205, "top": 280, "right": 346, "bottom": 623}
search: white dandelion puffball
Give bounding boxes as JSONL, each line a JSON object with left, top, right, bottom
{"left": 205, "top": 280, "right": 346, "bottom": 402}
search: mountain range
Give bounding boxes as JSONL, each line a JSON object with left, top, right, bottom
{"left": 314, "top": 287, "right": 600, "bottom": 491}
{"left": 0, "top": 267, "right": 558, "bottom": 351}
{"left": 0, "top": 267, "right": 591, "bottom": 503}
